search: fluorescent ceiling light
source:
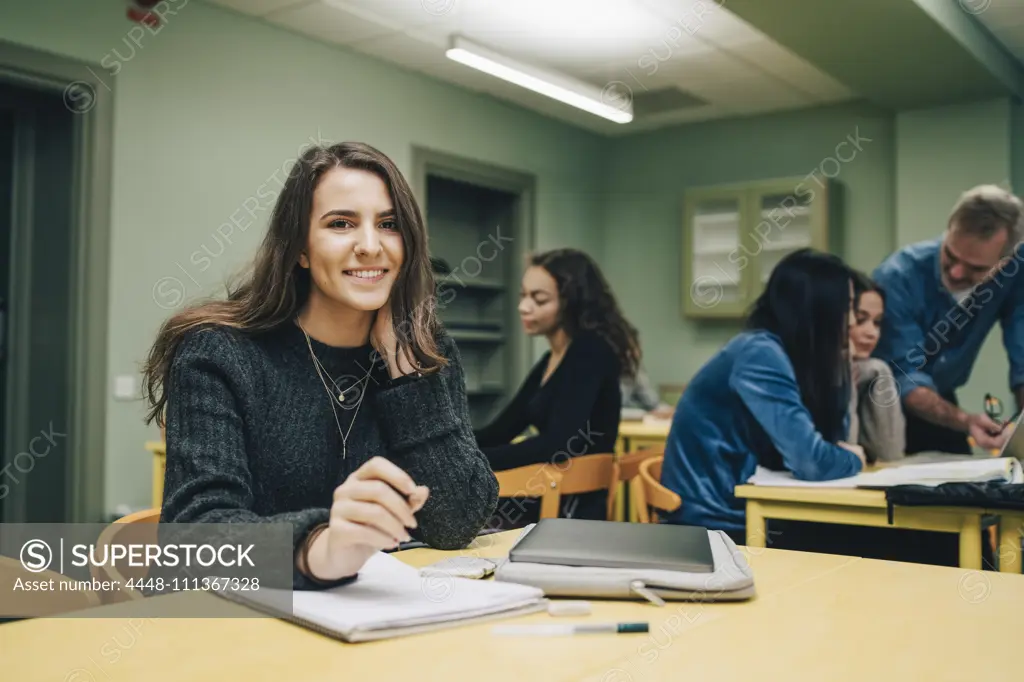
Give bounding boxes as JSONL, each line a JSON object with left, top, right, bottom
{"left": 445, "top": 35, "right": 633, "bottom": 124}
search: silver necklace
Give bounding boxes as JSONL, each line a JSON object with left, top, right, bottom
{"left": 307, "top": 344, "right": 373, "bottom": 405}
{"left": 298, "top": 322, "right": 373, "bottom": 459}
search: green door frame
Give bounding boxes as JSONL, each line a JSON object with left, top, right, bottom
{"left": 0, "top": 39, "right": 113, "bottom": 523}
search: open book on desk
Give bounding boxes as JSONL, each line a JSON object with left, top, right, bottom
{"left": 215, "top": 551, "right": 546, "bottom": 643}
{"left": 747, "top": 456, "right": 1024, "bottom": 489}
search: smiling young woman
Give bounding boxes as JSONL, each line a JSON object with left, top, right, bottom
{"left": 142, "top": 142, "right": 498, "bottom": 588}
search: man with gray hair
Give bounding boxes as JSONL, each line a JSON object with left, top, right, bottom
{"left": 872, "top": 184, "right": 1024, "bottom": 455}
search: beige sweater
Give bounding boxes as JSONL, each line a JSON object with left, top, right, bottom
{"left": 848, "top": 358, "right": 907, "bottom": 463}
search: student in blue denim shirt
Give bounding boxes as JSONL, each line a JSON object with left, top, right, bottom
{"left": 872, "top": 185, "right": 1024, "bottom": 454}
{"left": 661, "top": 250, "right": 865, "bottom": 536}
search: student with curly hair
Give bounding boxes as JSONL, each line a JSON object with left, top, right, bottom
{"left": 474, "top": 248, "right": 640, "bottom": 522}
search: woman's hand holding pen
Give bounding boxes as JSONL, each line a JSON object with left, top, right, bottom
{"left": 304, "top": 457, "right": 429, "bottom": 581}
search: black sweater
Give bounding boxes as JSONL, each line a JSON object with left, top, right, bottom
{"left": 474, "top": 331, "right": 621, "bottom": 471}
{"left": 161, "top": 322, "right": 498, "bottom": 589}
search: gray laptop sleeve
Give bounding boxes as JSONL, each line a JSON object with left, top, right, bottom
{"left": 493, "top": 525, "right": 756, "bottom": 602}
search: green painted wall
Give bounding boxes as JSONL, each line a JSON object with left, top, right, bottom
{"left": 3, "top": 0, "right": 1023, "bottom": 512}
{"left": 895, "top": 99, "right": 1013, "bottom": 414}
{"left": 602, "top": 102, "right": 896, "bottom": 394}
{"left": 0, "top": 0, "right": 606, "bottom": 513}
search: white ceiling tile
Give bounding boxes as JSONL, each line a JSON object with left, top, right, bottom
{"left": 206, "top": 0, "right": 308, "bottom": 17}
{"left": 638, "top": 0, "right": 764, "bottom": 48}
{"left": 258, "top": 0, "right": 859, "bottom": 135}
{"left": 350, "top": 30, "right": 449, "bottom": 71}
{"left": 320, "top": 0, "right": 422, "bottom": 31}
{"left": 574, "top": 44, "right": 717, "bottom": 91}
{"left": 728, "top": 41, "right": 856, "bottom": 100}
{"left": 271, "top": 2, "right": 401, "bottom": 45}
{"left": 649, "top": 48, "right": 761, "bottom": 86}
{"left": 684, "top": 75, "right": 813, "bottom": 109}
{"left": 453, "top": 4, "right": 672, "bottom": 70}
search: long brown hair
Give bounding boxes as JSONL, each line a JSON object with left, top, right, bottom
{"left": 531, "top": 248, "right": 641, "bottom": 380}
{"left": 142, "top": 141, "right": 445, "bottom": 426}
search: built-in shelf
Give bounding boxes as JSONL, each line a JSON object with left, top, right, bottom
{"left": 683, "top": 177, "right": 837, "bottom": 319}
{"left": 693, "top": 244, "right": 736, "bottom": 256}
{"left": 423, "top": 162, "right": 533, "bottom": 428}
{"left": 694, "top": 212, "right": 740, "bottom": 226}
{"left": 761, "top": 239, "right": 812, "bottom": 252}
{"left": 449, "top": 330, "right": 505, "bottom": 343}
{"left": 442, "top": 319, "right": 503, "bottom": 331}
{"left": 467, "top": 384, "right": 506, "bottom": 397}
{"left": 760, "top": 205, "right": 811, "bottom": 219}
{"left": 435, "top": 275, "right": 505, "bottom": 292}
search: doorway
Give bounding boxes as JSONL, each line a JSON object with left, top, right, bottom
{"left": 412, "top": 147, "right": 536, "bottom": 428}
{"left": 0, "top": 82, "right": 76, "bottom": 522}
{"left": 0, "top": 40, "right": 114, "bottom": 523}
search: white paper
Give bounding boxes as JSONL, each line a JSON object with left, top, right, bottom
{"left": 289, "top": 552, "right": 544, "bottom": 636}
{"left": 747, "top": 457, "right": 1022, "bottom": 488}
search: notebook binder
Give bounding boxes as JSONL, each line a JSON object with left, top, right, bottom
{"left": 213, "top": 551, "right": 546, "bottom": 642}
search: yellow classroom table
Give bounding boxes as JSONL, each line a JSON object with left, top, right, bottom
{"left": 733, "top": 483, "right": 1012, "bottom": 571}
{"left": 615, "top": 419, "right": 671, "bottom": 455}
{"left": 2, "top": 530, "right": 1021, "bottom": 681}
{"left": 993, "top": 509, "right": 1024, "bottom": 575}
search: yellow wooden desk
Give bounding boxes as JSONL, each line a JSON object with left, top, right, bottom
{"left": 3, "top": 529, "right": 1020, "bottom": 681}
{"left": 733, "top": 484, "right": 1000, "bottom": 571}
{"left": 993, "top": 509, "right": 1024, "bottom": 575}
{"left": 615, "top": 419, "right": 671, "bottom": 455}
{"left": 578, "top": 552, "right": 1023, "bottom": 682}
{"left": 0, "top": 530, "right": 866, "bottom": 682}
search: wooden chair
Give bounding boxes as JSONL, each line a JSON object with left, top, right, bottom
{"left": 557, "top": 453, "right": 621, "bottom": 521}
{"left": 617, "top": 449, "right": 663, "bottom": 522}
{"left": 495, "top": 463, "right": 564, "bottom": 520}
{"left": 1, "top": 556, "right": 101, "bottom": 617}
{"left": 636, "top": 457, "right": 681, "bottom": 523}
{"left": 90, "top": 508, "right": 161, "bottom": 603}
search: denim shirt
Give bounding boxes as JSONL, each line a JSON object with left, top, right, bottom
{"left": 871, "top": 238, "right": 1024, "bottom": 399}
{"left": 660, "top": 331, "right": 862, "bottom": 532}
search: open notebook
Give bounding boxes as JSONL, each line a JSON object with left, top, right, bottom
{"left": 747, "top": 456, "right": 1024, "bottom": 489}
{"left": 215, "top": 551, "right": 546, "bottom": 643}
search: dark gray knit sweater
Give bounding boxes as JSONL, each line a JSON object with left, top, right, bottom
{"left": 160, "top": 322, "right": 499, "bottom": 589}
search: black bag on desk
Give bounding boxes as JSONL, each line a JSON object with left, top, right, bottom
{"left": 884, "top": 482, "right": 1024, "bottom": 522}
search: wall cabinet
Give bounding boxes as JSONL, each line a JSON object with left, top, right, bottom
{"left": 414, "top": 148, "right": 536, "bottom": 428}
{"left": 682, "top": 176, "right": 839, "bottom": 319}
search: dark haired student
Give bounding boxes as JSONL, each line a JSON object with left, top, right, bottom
{"left": 660, "top": 249, "right": 865, "bottom": 541}
{"left": 144, "top": 142, "right": 498, "bottom": 589}
{"left": 848, "top": 271, "right": 906, "bottom": 463}
{"left": 474, "top": 249, "right": 639, "bottom": 523}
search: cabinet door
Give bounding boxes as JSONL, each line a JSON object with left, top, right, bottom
{"left": 682, "top": 187, "right": 755, "bottom": 318}
{"left": 746, "top": 178, "right": 830, "bottom": 299}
